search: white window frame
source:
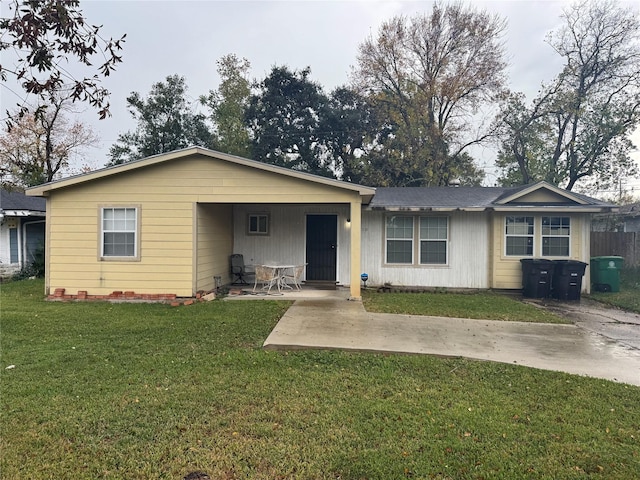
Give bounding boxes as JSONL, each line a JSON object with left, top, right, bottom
{"left": 100, "top": 206, "right": 140, "bottom": 261}
{"left": 385, "top": 216, "right": 414, "bottom": 264}
{"left": 247, "top": 213, "right": 269, "bottom": 236}
{"left": 505, "top": 216, "right": 534, "bottom": 257}
{"left": 542, "top": 216, "right": 571, "bottom": 257}
{"left": 419, "top": 216, "right": 448, "bottom": 265}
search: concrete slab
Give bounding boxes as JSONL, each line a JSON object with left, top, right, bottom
{"left": 541, "top": 299, "right": 640, "bottom": 350}
{"left": 264, "top": 298, "right": 640, "bottom": 387}
{"left": 224, "top": 286, "right": 352, "bottom": 301}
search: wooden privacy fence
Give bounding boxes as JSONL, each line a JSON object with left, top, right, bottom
{"left": 590, "top": 232, "right": 639, "bottom": 267}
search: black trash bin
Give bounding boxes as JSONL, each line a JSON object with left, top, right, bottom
{"left": 552, "top": 260, "right": 588, "bottom": 300}
{"left": 520, "top": 259, "right": 555, "bottom": 298}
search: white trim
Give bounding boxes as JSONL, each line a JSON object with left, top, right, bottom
{"left": 541, "top": 216, "right": 571, "bottom": 257}
{"left": 504, "top": 215, "right": 534, "bottom": 257}
{"left": 385, "top": 215, "right": 414, "bottom": 265}
{"left": 99, "top": 206, "right": 140, "bottom": 260}
{"left": 418, "top": 216, "right": 449, "bottom": 265}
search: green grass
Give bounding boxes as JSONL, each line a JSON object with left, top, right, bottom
{"left": 2, "top": 279, "right": 639, "bottom": 479}
{"left": 363, "top": 289, "right": 569, "bottom": 323}
{"left": 589, "top": 267, "right": 640, "bottom": 313}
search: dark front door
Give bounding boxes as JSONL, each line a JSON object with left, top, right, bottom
{"left": 306, "top": 214, "right": 337, "bottom": 281}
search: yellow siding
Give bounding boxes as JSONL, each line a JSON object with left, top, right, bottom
{"left": 491, "top": 213, "right": 591, "bottom": 290}
{"left": 514, "top": 190, "right": 577, "bottom": 203}
{"left": 45, "top": 154, "right": 358, "bottom": 297}
{"left": 196, "top": 204, "right": 233, "bottom": 292}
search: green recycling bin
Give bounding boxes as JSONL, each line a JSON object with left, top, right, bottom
{"left": 590, "top": 256, "right": 624, "bottom": 292}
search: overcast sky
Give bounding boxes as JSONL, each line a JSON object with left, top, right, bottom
{"left": 2, "top": 0, "right": 639, "bottom": 196}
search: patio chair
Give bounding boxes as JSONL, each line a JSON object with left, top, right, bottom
{"left": 229, "top": 254, "right": 251, "bottom": 285}
{"left": 252, "top": 265, "right": 279, "bottom": 294}
{"left": 283, "top": 264, "right": 306, "bottom": 291}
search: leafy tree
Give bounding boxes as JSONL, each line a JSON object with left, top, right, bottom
{"left": 107, "top": 75, "right": 212, "bottom": 165}
{"left": 200, "top": 54, "right": 252, "bottom": 157}
{"left": 496, "top": 0, "right": 640, "bottom": 191}
{"left": 0, "top": 0, "right": 125, "bottom": 125}
{"left": 245, "top": 66, "right": 334, "bottom": 177}
{"left": 0, "top": 94, "right": 98, "bottom": 188}
{"left": 352, "top": 3, "right": 506, "bottom": 186}
{"left": 319, "top": 87, "right": 374, "bottom": 184}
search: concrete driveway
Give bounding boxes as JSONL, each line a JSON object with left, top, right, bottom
{"left": 263, "top": 295, "right": 640, "bottom": 387}
{"left": 539, "top": 298, "right": 640, "bottom": 350}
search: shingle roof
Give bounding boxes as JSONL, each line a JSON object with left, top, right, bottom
{"left": 369, "top": 184, "right": 612, "bottom": 210}
{"left": 370, "top": 186, "right": 514, "bottom": 209}
{"left": 1, "top": 189, "right": 46, "bottom": 212}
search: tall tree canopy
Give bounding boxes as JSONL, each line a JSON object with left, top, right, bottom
{"left": 245, "top": 66, "right": 334, "bottom": 177}
{"left": 107, "top": 75, "right": 212, "bottom": 165}
{"left": 320, "top": 87, "right": 374, "bottom": 184}
{"left": 0, "top": 0, "right": 125, "bottom": 124}
{"left": 0, "top": 94, "right": 98, "bottom": 188}
{"left": 496, "top": 0, "right": 640, "bottom": 191}
{"left": 352, "top": 2, "right": 507, "bottom": 186}
{"left": 200, "top": 53, "right": 252, "bottom": 158}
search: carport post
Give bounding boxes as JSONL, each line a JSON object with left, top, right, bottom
{"left": 349, "top": 199, "right": 362, "bottom": 301}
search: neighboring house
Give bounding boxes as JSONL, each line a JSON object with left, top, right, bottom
{"left": 0, "top": 189, "right": 46, "bottom": 278}
{"left": 25, "top": 147, "right": 615, "bottom": 300}
{"left": 592, "top": 202, "right": 640, "bottom": 232}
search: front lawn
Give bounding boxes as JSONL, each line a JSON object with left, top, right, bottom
{"left": 2, "top": 279, "right": 638, "bottom": 479}
{"left": 363, "top": 289, "right": 569, "bottom": 323}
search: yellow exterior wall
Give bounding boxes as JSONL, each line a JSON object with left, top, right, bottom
{"left": 195, "top": 203, "right": 233, "bottom": 292}
{"left": 44, "top": 154, "right": 362, "bottom": 297}
{"left": 491, "top": 213, "right": 591, "bottom": 290}
{"left": 512, "top": 190, "right": 577, "bottom": 203}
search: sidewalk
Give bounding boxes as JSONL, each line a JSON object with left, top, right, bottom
{"left": 263, "top": 297, "right": 640, "bottom": 386}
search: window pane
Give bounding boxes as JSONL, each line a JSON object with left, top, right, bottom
{"left": 387, "top": 240, "right": 412, "bottom": 263}
{"left": 420, "top": 240, "right": 446, "bottom": 264}
{"left": 103, "top": 209, "right": 113, "bottom": 230}
{"left": 387, "top": 216, "right": 413, "bottom": 239}
{"left": 249, "top": 216, "right": 258, "bottom": 232}
{"left": 505, "top": 216, "right": 533, "bottom": 235}
{"left": 420, "top": 217, "right": 447, "bottom": 240}
{"left": 103, "top": 232, "right": 135, "bottom": 256}
{"left": 506, "top": 237, "right": 533, "bottom": 256}
{"left": 543, "top": 237, "right": 569, "bottom": 256}
{"left": 258, "top": 216, "right": 267, "bottom": 233}
{"left": 9, "top": 228, "right": 18, "bottom": 263}
{"left": 542, "top": 216, "right": 570, "bottom": 236}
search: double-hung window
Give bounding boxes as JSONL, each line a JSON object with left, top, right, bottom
{"left": 101, "top": 207, "right": 138, "bottom": 258}
{"left": 542, "top": 216, "right": 570, "bottom": 256}
{"left": 386, "top": 216, "right": 413, "bottom": 264}
{"left": 419, "top": 217, "right": 448, "bottom": 264}
{"left": 505, "top": 216, "right": 534, "bottom": 256}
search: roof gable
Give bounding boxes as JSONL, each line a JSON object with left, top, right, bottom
{"left": 26, "top": 146, "right": 376, "bottom": 202}
{"left": 494, "top": 182, "right": 587, "bottom": 205}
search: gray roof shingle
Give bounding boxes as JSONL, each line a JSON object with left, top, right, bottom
{"left": 1, "top": 189, "right": 46, "bottom": 212}
{"left": 369, "top": 185, "right": 612, "bottom": 210}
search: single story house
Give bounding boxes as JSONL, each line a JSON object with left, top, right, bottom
{"left": 26, "top": 147, "right": 616, "bottom": 300}
{"left": 0, "top": 189, "right": 46, "bottom": 278}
